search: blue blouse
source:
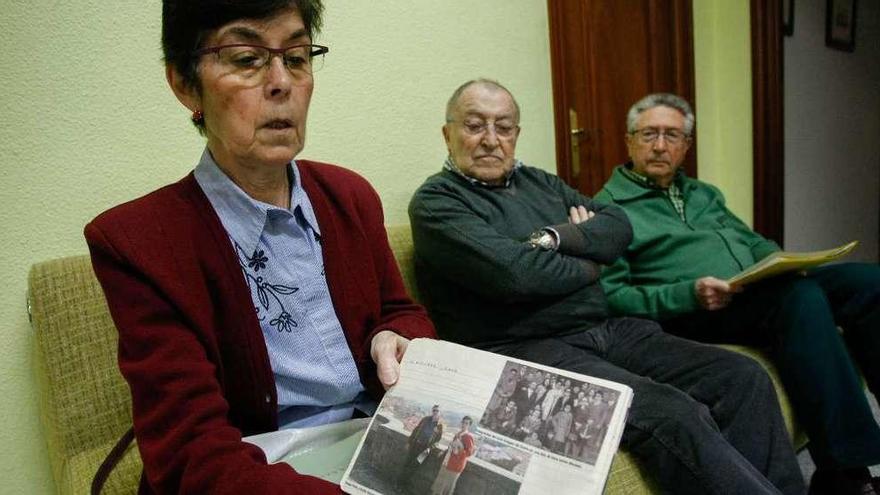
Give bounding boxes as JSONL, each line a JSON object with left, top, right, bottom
{"left": 194, "top": 149, "right": 373, "bottom": 428}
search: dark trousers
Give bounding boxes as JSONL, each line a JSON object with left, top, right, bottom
{"left": 488, "top": 318, "right": 805, "bottom": 495}
{"left": 663, "top": 263, "right": 880, "bottom": 470}
{"left": 399, "top": 441, "right": 430, "bottom": 484}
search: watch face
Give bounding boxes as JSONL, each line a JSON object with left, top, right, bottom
{"left": 538, "top": 235, "right": 553, "bottom": 250}
{"left": 528, "top": 231, "right": 552, "bottom": 250}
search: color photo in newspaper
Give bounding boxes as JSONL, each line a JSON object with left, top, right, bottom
{"left": 340, "top": 339, "right": 633, "bottom": 495}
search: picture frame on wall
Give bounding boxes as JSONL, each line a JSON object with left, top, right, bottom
{"left": 826, "top": 0, "right": 858, "bottom": 52}
{"left": 783, "top": 0, "right": 794, "bottom": 36}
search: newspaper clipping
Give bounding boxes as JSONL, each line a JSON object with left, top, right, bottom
{"left": 340, "top": 339, "right": 632, "bottom": 495}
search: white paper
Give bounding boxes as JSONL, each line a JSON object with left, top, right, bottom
{"left": 243, "top": 417, "right": 370, "bottom": 484}
{"left": 340, "top": 339, "right": 633, "bottom": 495}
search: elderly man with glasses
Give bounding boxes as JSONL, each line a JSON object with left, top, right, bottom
{"left": 595, "top": 93, "right": 880, "bottom": 495}
{"left": 409, "top": 79, "right": 806, "bottom": 494}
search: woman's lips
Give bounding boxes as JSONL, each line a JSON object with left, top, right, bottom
{"left": 263, "top": 119, "right": 293, "bottom": 130}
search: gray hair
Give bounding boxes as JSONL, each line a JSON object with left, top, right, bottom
{"left": 445, "top": 78, "right": 521, "bottom": 123}
{"left": 626, "top": 93, "right": 694, "bottom": 135}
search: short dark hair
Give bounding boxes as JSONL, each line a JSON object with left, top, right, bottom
{"left": 162, "top": 0, "right": 324, "bottom": 91}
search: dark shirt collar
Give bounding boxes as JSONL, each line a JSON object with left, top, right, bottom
{"left": 443, "top": 156, "right": 522, "bottom": 189}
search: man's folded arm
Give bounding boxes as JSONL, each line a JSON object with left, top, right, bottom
{"left": 409, "top": 193, "right": 599, "bottom": 302}
{"left": 541, "top": 174, "right": 634, "bottom": 263}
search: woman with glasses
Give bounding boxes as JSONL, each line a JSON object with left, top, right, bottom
{"left": 85, "top": 1, "right": 435, "bottom": 493}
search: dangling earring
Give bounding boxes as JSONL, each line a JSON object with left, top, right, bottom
{"left": 191, "top": 110, "right": 204, "bottom": 124}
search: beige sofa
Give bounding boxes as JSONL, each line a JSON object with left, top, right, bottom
{"left": 29, "top": 224, "right": 804, "bottom": 494}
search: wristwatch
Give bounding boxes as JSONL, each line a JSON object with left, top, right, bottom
{"left": 527, "top": 229, "right": 557, "bottom": 251}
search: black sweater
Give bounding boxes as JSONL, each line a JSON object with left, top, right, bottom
{"left": 408, "top": 165, "right": 633, "bottom": 347}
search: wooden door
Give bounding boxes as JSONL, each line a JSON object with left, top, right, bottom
{"left": 548, "top": 0, "right": 696, "bottom": 195}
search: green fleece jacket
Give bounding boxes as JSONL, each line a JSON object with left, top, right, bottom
{"left": 409, "top": 165, "right": 633, "bottom": 347}
{"left": 594, "top": 164, "right": 780, "bottom": 320}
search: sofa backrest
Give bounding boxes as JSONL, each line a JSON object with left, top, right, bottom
{"left": 384, "top": 224, "right": 421, "bottom": 302}
{"left": 29, "top": 255, "right": 140, "bottom": 494}
{"left": 28, "top": 224, "right": 420, "bottom": 494}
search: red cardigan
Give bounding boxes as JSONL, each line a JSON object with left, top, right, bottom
{"left": 85, "top": 160, "right": 436, "bottom": 494}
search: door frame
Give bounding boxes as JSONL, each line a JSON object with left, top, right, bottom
{"left": 547, "top": 0, "right": 575, "bottom": 186}
{"left": 751, "top": 0, "right": 785, "bottom": 245}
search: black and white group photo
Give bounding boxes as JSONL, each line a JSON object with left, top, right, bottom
{"left": 480, "top": 362, "right": 620, "bottom": 465}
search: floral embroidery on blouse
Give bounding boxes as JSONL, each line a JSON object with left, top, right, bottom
{"left": 234, "top": 241, "right": 300, "bottom": 332}
{"left": 248, "top": 249, "right": 269, "bottom": 272}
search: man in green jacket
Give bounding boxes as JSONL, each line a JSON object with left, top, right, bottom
{"left": 409, "top": 79, "right": 805, "bottom": 495}
{"left": 595, "top": 93, "right": 880, "bottom": 495}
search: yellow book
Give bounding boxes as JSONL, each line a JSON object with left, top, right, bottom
{"left": 727, "top": 241, "right": 859, "bottom": 288}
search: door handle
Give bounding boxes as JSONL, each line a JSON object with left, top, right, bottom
{"left": 569, "top": 108, "right": 583, "bottom": 179}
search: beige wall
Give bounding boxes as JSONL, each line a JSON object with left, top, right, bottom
{"left": 692, "top": 0, "right": 754, "bottom": 223}
{"left": 0, "top": 1, "right": 752, "bottom": 492}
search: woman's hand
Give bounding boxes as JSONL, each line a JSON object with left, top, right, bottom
{"left": 370, "top": 330, "right": 410, "bottom": 389}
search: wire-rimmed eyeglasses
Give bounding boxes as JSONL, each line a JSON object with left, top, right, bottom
{"left": 448, "top": 119, "right": 520, "bottom": 139}
{"left": 194, "top": 43, "right": 329, "bottom": 83}
{"left": 630, "top": 127, "right": 690, "bottom": 145}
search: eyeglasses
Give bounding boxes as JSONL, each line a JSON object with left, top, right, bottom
{"left": 194, "top": 43, "right": 329, "bottom": 84}
{"left": 450, "top": 119, "right": 519, "bottom": 139}
{"left": 630, "top": 127, "right": 689, "bottom": 145}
